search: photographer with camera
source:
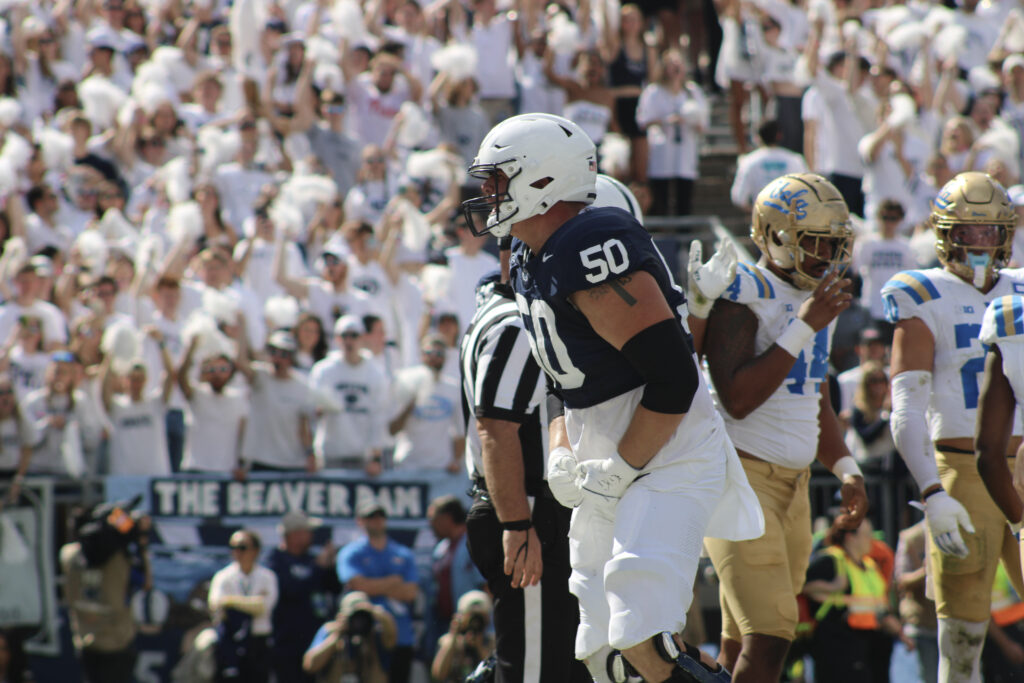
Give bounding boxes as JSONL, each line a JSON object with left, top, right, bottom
{"left": 431, "top": 590, "right": 496, "bottom": 683}
{"left": 60, "top": 497, "right": 152, "bottom": 683}
{"left": 303, "top": 590, "right": 397, "bottom": 683}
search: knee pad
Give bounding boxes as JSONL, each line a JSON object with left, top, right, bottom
{"left": 653, "top": 632, "right": 732, "bottom": 683}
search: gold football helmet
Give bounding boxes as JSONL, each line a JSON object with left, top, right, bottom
{"left": 751, "top": 173, "right": 853, "bottom": 291}
{"left": 931, "top": 171, "right": 1015, "bottom": 288}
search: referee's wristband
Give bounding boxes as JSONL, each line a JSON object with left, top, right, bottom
{"left": 500, "top": 519, "right": 532, "bottom": 531}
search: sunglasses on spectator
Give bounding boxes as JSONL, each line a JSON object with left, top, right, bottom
{"left": 203, "top": 364, "right": 233, "bottom": 373}
{"left": 339, "top": 332, "right": 360, "bottom": 339}
{"left": 326, "top": 104, "right": 346, "bottom": 114}
{"left": 229, "top": 543, "right": 251, "bottom": 551}
{"left": 881, "top": 214, "right": 903, "bottom": 222}
{"left": 240, "top": 121, "right": 257, "bottom": 130}
{"left": 365, "top": 156, "right": 387, "bottom": 163}
{"left": 268, "top": 347, "right": 293, "bottom": 357}
{"left": 423, "top": 349, "right": 445, "bottom": 357}
{"left": 39, "top": 36, "right": 55, "bottom": 44}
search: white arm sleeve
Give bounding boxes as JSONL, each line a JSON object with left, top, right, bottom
{"left": 890, "top": 370, "right": 941, "bottom": 492}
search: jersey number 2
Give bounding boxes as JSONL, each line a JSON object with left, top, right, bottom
{"left": 955, "top": 323, "right": 988, "bottom": 410}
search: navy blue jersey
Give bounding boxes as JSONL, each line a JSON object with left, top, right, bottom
{"left": 509, "top": 206, "right": 691, "bottom": 408}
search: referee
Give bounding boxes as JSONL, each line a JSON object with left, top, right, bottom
{"left": 460, "top": 240, "right": 589, "bottom": 683}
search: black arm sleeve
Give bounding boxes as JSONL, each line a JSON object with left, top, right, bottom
{"left": 620, "top": 319, "right": 699, "bottom": 414}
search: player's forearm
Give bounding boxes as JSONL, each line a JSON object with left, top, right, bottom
{"left": 815, "top": 390, "right": 852, "bottom": 471}
{"left": 712, "top": 346, "right": 800, "bottom": 419}
{"left": 976, "top": 349, "right": 1022, "bottom": 524}
{"left": 617, "top": 405, "right": 683, "bottom": 469}
{"left": 479, "top": 417, "right": 531, "bottom": 522}
{"left": 346, "top": 574, "right": 402, "bottom": 596}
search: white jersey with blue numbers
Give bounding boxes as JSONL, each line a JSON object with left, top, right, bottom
{"left": 710, "top": 262, "right": 836, "bottom": 470}
{"left": 882, "top": 267, "right": 1024, "bottom": 441}
{"left": 980, "top": 294, "right": 1024, "bottom": 429}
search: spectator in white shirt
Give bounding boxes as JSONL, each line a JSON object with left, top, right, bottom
{"left": 209, "top": 529, "right": 279, "bottom": 683}
{"left": 309, "top": 315, "right": 389, "bottom": 473}
{"left": 235, "top": 330, "right": 317, "bottom": 472}
{"left": 342, "top": 51, "right": 422, "bottom": 148}
{"left": 441, "top": 218, "right": 499, "bottom": 334}
{"left": 635, "top": 47, "right": 709, "bottom": 215}
{"left": 178, "top": 70, "right": 226, "bottom": 135}
{"left": 850, "top": 199, "right": 917, "bottom": 328}
{"left": 0, "top": 374, "right": 36, "bottom": 503}
{"left": 177, "top": 336, "right": 249, "bottom": 475}
{"left": 214, "top": 113, "right": 275, "bottom": 229}
{"left": 1, "top": 315, "right": 51, "bottom": 399}
{"left": 274, "top": 238, "right": 371, "bottom": 337}
{"left": 100, "top": 327, "right": 174, "bottom": 476}
{"left": 24, "top": 184, "right": 72, "bottom": 254}
{"left": 0, "top": 262, "right": 68, "bottom": 350}
{"left": 730, "top": 119, "right": 809, "bottom": 212}
{"left": 451, "top": 0, "right": 519, "bottom": 125}
{"left": 389, "top": 335, "right": 465, "bottom": 473}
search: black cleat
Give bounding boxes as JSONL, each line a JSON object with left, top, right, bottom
{"left": 653, "top": 632, "right": 732, "bottom": 683}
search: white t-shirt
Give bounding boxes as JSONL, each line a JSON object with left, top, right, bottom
{"left": 346, "top": 73, "right": 412, "bottom": 147}
{"left": 730, "top": 146, "right": 808, "bottom": 209}
{"left": 390, "top": 366, "right": 465, "bottom": 470}
{"left": 234, "top": 238, "right": 307, "bottom": 301}
{"left": 442, "top": 248, "right": 499, "bottom": 334}
{"left": 8, "top": 347, "right": 50, "bottom": 399}
{"left": 851, "top": 233, "right": 917, "bottom": 320}
{"left": 306, "top": 281, "right": 371, "bottom": 337}
{"left": 309, "top": 354, "right": 389, "bottom": 461}
{"left": 806, "top": 73, "right": 867, "bottom": 178}
{"left": 208, "top": 562, "right": 278, "bottom": 636}
{"left": 241, "top": 364, "right": 316, "bottom": 469}
{"left": 214, "top": 162, "right": 274, "bottom": 229}
{"left": 636, "top": 83, "right": 709, "bottom": 179}
{"left": 108, "top": 393, "right": 171, "bottom": 476}
{"left": 471, "top": 14, "right": 517, "bottom": 99}
{"left": 181, "top": 385, "right": 250, "bottom": 473}
{"left": 24, "top": 213, "right": 74, "bottom": 254}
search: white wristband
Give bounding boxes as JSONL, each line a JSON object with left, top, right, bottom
{"left": 832, "top": 455, "right": 863, "bottom": 482}
{"left": 776, "top": 319, "right": 815, "bottom": 358}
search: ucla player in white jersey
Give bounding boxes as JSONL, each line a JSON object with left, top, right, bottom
{"left": 462, "top": 113, "right": 764, "bottom": 683}
{"left": 699, "top": 173, "right": 869, "bottom": 683}
{"left": 977, "top": 295, "right": 1024, "bottom": 584}
{"left": 881, "top": 171, "right": 1024, "bottom": 682}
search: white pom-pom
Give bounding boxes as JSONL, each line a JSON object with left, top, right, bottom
{"left": 99, "top": 208, "right": 139, "bottom": 242}
{"left": 967, "top": 66, "right": 1001, "bottom": 94}
{"left": 183, "top": 310, "right": 236, "bottom": 363}
{"left": 197, "top": 127, "right": 240, "bottom": 175}
{"left": 887, "top": 93, "right": 917, "bottom": 128}
{"left": 0, "top": 236, "right": 27, "bottom": 281}
{"left": 922, "top": 7, "right": 954, "bottom": 37}
{"left": 166, "top": 201, "right": 204, "bottom": 245}
{"left": 842, "top": 20, "right": 861, "bottom": 42}
{"left": 36, "top": 128, "right": 74, "bottom": 172}
{"left": 264, "top": 295, "right": 300, "bottom": 330}
{"left": 202, "top": 288, "right": 240, "bottom": 325}
{"left": 305, "top": 35, "right": 340, "bottom": 66}
{"left": 182, "top": 310, "right": 218, "bottom": 348}
{"left": 151, "top": 46, "right": 196, "bottom": 95}
{"left": 933, "top": 24, "right": 967, "bottom": 62}
{"left": 75, "top": 230, "right": 109, "bottom": 272}
{"left": 134, "top": 81, "right": 177, "bottom": 117}
{"left": 430, "top": 43, "right": 479, "bottom": 82}
{"left": 0, "top": 98, "right": 21, "bottom": 128}
{"left": 161, "top": 157, "right": 194, "bottom": 205}
{"left": 0, "top": 132, "right": 33, "bottom": 171}
{"left": 885, "top": 23, "right": 927, "bottom": 52}
{"left": 548, "top": 14, "right": 581, "bottom": 55}
{"left": 598, "top": 133, "right": 631, "bottom": 177}
{"left": 396, "top": 101, "right": 432, "bottom": 149}
{"left": 101, "top": 319, "right": 142, "bottom": 375}
{"left": 268, "top": 200, "right": 304, "bottom": 239}
{"left": 313, "top": 63, "right": 345, "bottom": 93}
{"left": 330, "top": 0, "right": 366, "bottom": 41}
{"left": 135, "top": 233, "right": 165, "bottom": 272}
{"left": 310, "top": 385, "right": 343, "bottom": 413}
{"left": 78, "top": 76, "right": 128, "bottom": 130}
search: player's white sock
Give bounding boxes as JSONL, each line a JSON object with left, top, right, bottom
{"left": 584, "top": 645, "right": 616, "bottom": 683}
{"left": 937, "top": 617, "right": 987, "bottom": 683}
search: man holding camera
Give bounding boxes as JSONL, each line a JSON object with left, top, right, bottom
{"left": 336, "top": 500, "right": 419, "bottom": 683}
{"left": 303, "top": 590, "right": 397, "bottom": 683}
{"left": 432, "top": 590, "right": 497, "bottom": 683}
{"left": 60, "top": 499, "right": 151, "bottom": 683}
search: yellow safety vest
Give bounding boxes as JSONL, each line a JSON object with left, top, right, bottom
{"left": 814, "top": 546, "right": 887, "bottom": 631}
{"left": 991, "top": 561, "right": 1024, "bottom": 627}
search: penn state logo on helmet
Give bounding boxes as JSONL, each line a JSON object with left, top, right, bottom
{"left": 462, "top": 114, "right": 598, "bottom": 238}
{"left": 592, "top": 174, "right": 644, "bottom": 223}
{"left": 751, "top": 173, "right": 853, "bottom": 290}
{"left": 931, "top": 171, "right": 1015, "bottom": 289}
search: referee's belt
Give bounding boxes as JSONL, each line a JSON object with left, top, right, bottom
{"left": 472, "top": 474, "right": 556, "bottom": 501}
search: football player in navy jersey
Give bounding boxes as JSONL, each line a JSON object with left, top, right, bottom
{"left": 463, "top": 113, "right": 763, "bottom": 683}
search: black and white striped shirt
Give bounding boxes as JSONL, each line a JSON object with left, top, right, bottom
{"left": 460, "top": 282, "right": 546, "bottom": 486}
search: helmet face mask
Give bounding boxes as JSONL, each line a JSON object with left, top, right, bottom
{"left": 462, "top": 162, "right": 521, "bottom": 239}
{"left": 460, "top": 114, "right": 597, "bottom": 240}
{"left": 751, "top": 173, "right": 853, "bottom": 290}
{"left": 932, "top": 172, "right": 1015, "bottom": 288}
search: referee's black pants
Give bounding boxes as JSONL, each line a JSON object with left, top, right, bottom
{"left": 466, "top": 493, "right": 591, "bottom": 683}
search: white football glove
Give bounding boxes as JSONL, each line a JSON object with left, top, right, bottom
{"left": 547, "top": 446, "right": 583, "bottom": 508}
{"left": 921, "top": 491, "right": 976, "bottom": 558}
{"left": 687, "top": 239, "right": 739, "bottom": 319}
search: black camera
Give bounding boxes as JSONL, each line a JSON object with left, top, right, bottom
{"left": 463, "top": 613, "right": 487, "bottom": 635}
{"left": 346, "top": 608, "right": 375, "bottom": 640}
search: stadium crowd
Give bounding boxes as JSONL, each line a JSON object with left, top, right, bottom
{"left": 1, "top": 0, "right": 1024, "bottom": 680}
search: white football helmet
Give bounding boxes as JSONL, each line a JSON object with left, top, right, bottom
{"left": 593, "top": 174, "right": 644, "bottom": 223}
{"left": 462, "top": 114, "right": 598, "bottom": 238}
